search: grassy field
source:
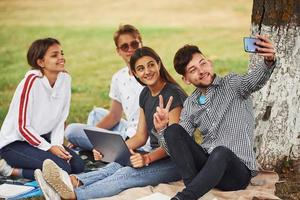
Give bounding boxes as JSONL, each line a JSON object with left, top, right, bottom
{"left": 0, "top": 0, "right": 253, "bottom": 126}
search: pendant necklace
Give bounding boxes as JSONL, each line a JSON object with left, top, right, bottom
{"left": 198, "top": 92, "right": 206, "bottom": 105}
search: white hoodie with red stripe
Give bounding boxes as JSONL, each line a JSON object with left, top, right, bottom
{"left": 0, "top": 70, "right": 71, "bottom": 151}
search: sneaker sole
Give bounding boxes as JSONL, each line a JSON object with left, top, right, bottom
{"left": 34, "top": 169, "right": 61, "bottom": 200}
{"left": 42, "top": 159, "right": 74, "bottom": 199}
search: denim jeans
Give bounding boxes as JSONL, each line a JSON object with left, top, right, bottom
{"left": 65, "top": 107, "right": 152, "bottom": 152}
{"left": 74, "top": 158, "right": 181, "bottom": 200}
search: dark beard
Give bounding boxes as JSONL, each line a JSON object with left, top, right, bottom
{"left": 196, "top": 74, "right": 216, "bottom": 89}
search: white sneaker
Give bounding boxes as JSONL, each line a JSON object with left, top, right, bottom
{"left": 34, "top": 169, "right": 61, "bottom": 200}
{"left": 0, "top": 159, "right": 13, "bottom": 176}
{"left": 42, "top": 159, "right": 75, "bottom": 199}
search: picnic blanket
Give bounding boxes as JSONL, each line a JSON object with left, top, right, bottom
{"left": 96, "top": 171, "right": 280, "bottom": 200}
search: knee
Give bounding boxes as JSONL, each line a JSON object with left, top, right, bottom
{"left": 164, "top": 124, "right": 186, "bottom": 143}
{"left": 65, "top": 123, "right": 85, "bottom": 139}
{"left": 209, "top": 146, "right": 234, "bottom": 162}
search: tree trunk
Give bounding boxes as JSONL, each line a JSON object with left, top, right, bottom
{"left": 250, "top": 0, "right": 300, "bottom": 170}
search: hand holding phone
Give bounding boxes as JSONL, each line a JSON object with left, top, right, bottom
{"left": 244, "top": 37, "right": 260, "bottom": 53}
{"left": 244, "top": 35, "right": 276, "bottom": 64}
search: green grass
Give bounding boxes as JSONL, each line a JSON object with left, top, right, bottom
{"left": 0, "top": 0, "right": 253, "bottom": 126}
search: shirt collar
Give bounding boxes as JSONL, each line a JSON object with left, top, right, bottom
{"left": 211, "top": 74, "right": 221, "bottom": 86}
{"left": 189, "top": 74, "right": 221, "bottom": 104}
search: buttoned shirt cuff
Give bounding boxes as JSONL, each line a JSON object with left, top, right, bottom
{"left": 151, "top": 127, "right": 166, "bottom": 139}
{"left": 263, "top": 57, "right": 276, "bottom": 71}
{"left": 151, "top": 128, "right": 170, "bottom": 155}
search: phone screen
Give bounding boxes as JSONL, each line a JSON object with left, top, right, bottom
{"left": 243, "top": 37, "right": 259, "bottom": 53}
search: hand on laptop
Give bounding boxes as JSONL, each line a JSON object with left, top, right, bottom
{"left": 92, "top": 149, "right": 103, "bottom": 161}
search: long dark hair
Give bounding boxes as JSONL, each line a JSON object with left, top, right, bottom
{"left": 130, "top": 47, "right": 186, "bottom": 95}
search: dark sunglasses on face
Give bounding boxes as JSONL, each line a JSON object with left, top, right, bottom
{"left": 118, "top": 40, "right": 140, "bottom": 52}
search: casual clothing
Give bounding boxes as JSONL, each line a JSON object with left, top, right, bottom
{"left": 71, "top": 82, "right": 187, "bottom": 200}
{"left": 75, "top": 159, "right": 180, "bottom": 200}
{"left": 164, "top": 124, "right": 251, "bottom": 199}
{"left": 140, "top": 83, "right": 187, "bottom": 149}
{"left": 65, "top": 108, "right": 129, "bottom": 151}
{"left": 0, "top": 70, "right": 70, "bottom": 150}
{"left": 0, "top": 70, "right": 84, "bottom": 179}
{"left": 87, "top": 107, "right": 128, "bottom": 133}
{"left": 0, "top": 140, "right": 84, "bottom": 179}
{"left": 155, "top": 62, "right": 276, "bottom": 200}
{"left": 158, "top": 63, "right": 276, "bottom": 175}
{"left": 65, "top": 67, "right": 152, "bottom": 152}
{"left": 109, "top": 67, "right": 143, "bottom": 138}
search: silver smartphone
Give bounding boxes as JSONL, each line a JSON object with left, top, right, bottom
{"left": 243, "top": 37, "right": 260, "bottom": 53}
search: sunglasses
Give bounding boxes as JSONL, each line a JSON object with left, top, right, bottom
{"left": 118, "top": 40, "right": 140, "bottom": 52}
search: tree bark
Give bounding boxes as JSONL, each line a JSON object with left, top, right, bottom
{"left": 250, "top": 0, "right": 300, "bottom": 170}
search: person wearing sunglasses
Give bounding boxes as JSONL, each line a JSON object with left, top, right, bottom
{"left": 64, "top": 24, "right": 152, "bottom": 158}
{"left": 35, "top": 46, "right": 187, "bottom": 200}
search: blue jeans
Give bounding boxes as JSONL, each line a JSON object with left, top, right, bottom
{"left": 65, "top": 108, "right": 129, "bottom": 151}
{"left": 65, "top": 107, "right": 152, "bottom": 152}
{"left": 74, "top": 158, "right": 181, "bottom": 200}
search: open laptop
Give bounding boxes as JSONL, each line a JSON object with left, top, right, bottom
{"left": 84, "top": 127, "right": 131, "bottom": 166}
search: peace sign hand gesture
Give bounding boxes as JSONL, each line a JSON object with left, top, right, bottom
{"left": 153, "top": 95, "right": 173, "bottom": 133}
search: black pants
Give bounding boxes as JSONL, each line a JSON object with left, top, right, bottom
{"left": 164, "top": 124, "right": 251, "bottom": 200}
{"left": 0, "top": 133, "right": 85, "bottom": 180}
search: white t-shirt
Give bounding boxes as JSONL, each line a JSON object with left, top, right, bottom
{"left": 108, "top": 67, "right": 152, "bottom": 152}
{"left": 109, "top": 67, "right": 143, "bottom": 138}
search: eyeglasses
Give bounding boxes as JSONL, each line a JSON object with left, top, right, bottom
{"left": 118, "top": 40, "right": 140, "bottom": 52}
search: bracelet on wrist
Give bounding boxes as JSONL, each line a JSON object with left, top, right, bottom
{"left": 157, "top": 126, "right": 167, "bottom": 133}
{"left": 144, "top": 154, "right": 152, "bottom": 166}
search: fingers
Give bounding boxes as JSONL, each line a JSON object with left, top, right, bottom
{"left": 129, "top": 149, "right": 136, "bottom": 155}
{"left": 158, "top": 95, "right": 173, "bottom": 111}
{"left": 60, "top": 146, "right": 70, "bottom": 155}
{"left": 159, "top": 95, "right": 164, "bottom": 108}
{"left": 165, "top": 96, "right": 173, "bottom": 112}
{"left": 154, "top": 112, "right": 162, "bottom": 122}
{"left": 58, "top": 152, "right": 70, "bottom": 160}
{"left": 130, "top": 152, "right": 144, "bottom": 168}
{"left": 52, "top": 146, "right": 71, "bottom": 160}
{"left": 257, "top": 35, "right": 271, "bottom": 43}
{"left": 92, "top": 149, "right": 103, "bottom": 161}
{"left": 67, "top": 142, "right": 75, "bottom": 149}
{"left": 255, "top": 35, "right": 274, "bottom": 50}
{"left": 255, "top": 35, "right": 276, "bottom": 61}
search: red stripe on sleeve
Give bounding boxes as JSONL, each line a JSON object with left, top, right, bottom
{"left": 18, "top": 74, "right": 41, "bottom": 146}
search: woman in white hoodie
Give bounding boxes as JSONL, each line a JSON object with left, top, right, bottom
{"left": 0, "top": 38, "right": 84, "bottom": 180}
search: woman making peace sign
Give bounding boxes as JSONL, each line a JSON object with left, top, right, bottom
{"left": 35, "top": 47, "right": 187, "bottom": 200}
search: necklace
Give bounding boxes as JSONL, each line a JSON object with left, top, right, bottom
{"left": 198, "top": 94, "right": 206, "bottom": 105}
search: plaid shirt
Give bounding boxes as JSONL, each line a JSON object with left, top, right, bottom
{"left": 154, "top": 62, "right": 276, "bottom": 176}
